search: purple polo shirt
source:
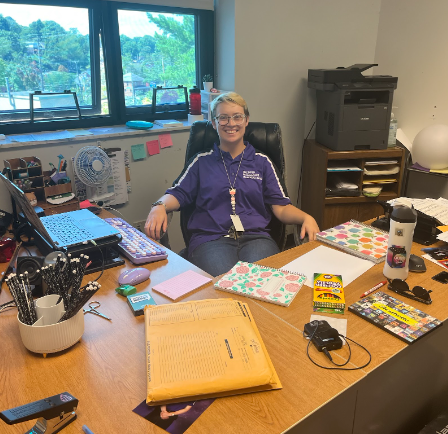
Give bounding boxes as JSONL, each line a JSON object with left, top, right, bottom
{"left": 166, "top": 142, "right": 291, "bottom": 254}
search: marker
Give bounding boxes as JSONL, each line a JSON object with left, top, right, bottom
{"left": 360, "top": 280, "right": 387, "bottom": 298}
{"left": 82, "top": 425, "right": 95, "bottom": 434}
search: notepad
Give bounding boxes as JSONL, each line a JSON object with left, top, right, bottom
{"left": 152, "top": 270, "right": 212, "bottom": 300}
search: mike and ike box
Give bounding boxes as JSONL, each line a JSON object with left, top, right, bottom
{"left": 313, "top": 273, "right": 345, "bottom": 312}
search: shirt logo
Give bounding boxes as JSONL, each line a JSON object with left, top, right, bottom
{"left": 243, "top": 170, "right": 262, "bottom": 181}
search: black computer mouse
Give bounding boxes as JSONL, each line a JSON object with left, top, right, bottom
{"left": 409, "top": 254, "right": 426, "bottom": 273}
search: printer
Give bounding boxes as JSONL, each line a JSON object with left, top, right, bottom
{"left": 308, "top": 64, "right": 398, "bottom": 151}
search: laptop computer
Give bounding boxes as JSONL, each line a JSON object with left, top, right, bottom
{"left": 0, "top": 173, "right": 120, "bottom": 250}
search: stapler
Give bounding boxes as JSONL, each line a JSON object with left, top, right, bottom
{"left": 0, "top": 392, "right": 78, "bottom": 434}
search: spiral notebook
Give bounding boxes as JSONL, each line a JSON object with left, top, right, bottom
{"left": 214, "top": 261, "right": 306, "bottom": 307}
{"left": 316, "top": 220, "right": 389, "bottom": 264}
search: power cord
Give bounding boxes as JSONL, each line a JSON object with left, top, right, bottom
{"left": 0, "top": 300, "right": 16, "bottom": 314}
{"left": 80, "top": 240, "right": 105, "bottom": 289}
{"left": 304, "top": 322, "right": 371, "bottom": 371}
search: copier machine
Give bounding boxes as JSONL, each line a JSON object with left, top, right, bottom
{"left": 308, "top": 64, "right": 398, "bottom": 151}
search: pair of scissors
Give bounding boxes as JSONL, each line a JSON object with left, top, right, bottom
{"left": 83, "top": 301, "right": 111, "bottom": 321}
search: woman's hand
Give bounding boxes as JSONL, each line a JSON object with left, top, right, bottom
{"left": 299, "top": 214, "right": 320, "bottom": 241}
{"left": 144, "top": 205, "right": 167, "bottom": 240}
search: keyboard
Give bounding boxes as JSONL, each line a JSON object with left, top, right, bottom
{"left": 43, "top": 214, "right": 94, "bottom": 245}
{"left": 104, "top": 217, "right": 167, "bottom": 264}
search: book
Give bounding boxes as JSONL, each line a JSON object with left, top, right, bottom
{"left": 154, "top": 119, "right": 183, "bottom": 128}
{"left": 316, "top": 220, "right": 389, "bottom": 264}
{"left": 127, "top": 292, "right": 157, "bottom": 316}
{"left": 152, "top": 270, "right": 212, "bottom": 301}
{"left": 214, "top": 261, "right": 306, "bottom": 307}
{"left": 313, "top": 273, "right": 345, "bottom": 314}
{"left": 144, "top": 298, "right": 282, "bottom": 405}
{"left": 348, "top": 291, "right": 443, "bottom": 344}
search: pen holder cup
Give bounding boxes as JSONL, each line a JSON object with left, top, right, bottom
{"left": 17, "top": 298, "right": 84, "bottom": 357}
{"left": 35, "top": 294, "right": 65, "bottom": 326}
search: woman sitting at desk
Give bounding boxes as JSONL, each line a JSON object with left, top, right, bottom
{"left": 144, "top": 92, "right": 319, "bottom": 276}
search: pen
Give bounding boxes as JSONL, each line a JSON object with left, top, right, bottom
{"left": 360, "top": 280, "right": 387, "bottom": 298}
{"left": 82, "top": 425, "right": 95, "bottom": 434}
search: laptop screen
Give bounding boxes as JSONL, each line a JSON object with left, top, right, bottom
{"left": 0, "top": 172, "right": 55, "bottom": 248}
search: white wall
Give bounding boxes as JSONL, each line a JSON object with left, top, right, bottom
{"left": 215, "top": 0, "right": 382, "bottom": 206}
{"left": 0, "top": 131, "right": 190, "bottom": 253}
{"left": 374, "top": 0, "right": 448, "bottom": 143}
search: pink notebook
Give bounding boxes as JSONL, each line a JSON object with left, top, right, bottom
{"left": 152, "top": 270, "right": 212, "bottom": 300}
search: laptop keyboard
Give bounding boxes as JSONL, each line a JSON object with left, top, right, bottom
{"left": 44, "top": 214, "right": 94, "bottom": 246}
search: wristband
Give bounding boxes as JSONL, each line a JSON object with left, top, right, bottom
{"left": 151, "top": 200, "right": 166, "bottom": 210}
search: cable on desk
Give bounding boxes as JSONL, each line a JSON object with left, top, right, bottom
{"left": 104, "top": 206, "right": 125, "bottom": 219}
{"left": 0, "top": 300, "right": 17, "bottom": 313}
{"left": 80, "top": 240, "right": 105, "bottom": 290}
{"left": 303, "top": 323, "right": 371, "bottom": 371}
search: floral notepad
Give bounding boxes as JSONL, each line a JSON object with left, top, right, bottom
{"left": 215, "top": 261, "right": 306, "bottom": 307}
{"left": 316, "top": 220, "right": 389, "bottom": 264}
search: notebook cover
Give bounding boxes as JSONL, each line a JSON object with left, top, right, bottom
{"left": 214, "top": 261, "right": 306, "bottom": 307}
{"left": 348, "top": 291, "right": 443, "bottom": 344}
{"left": 152, "top": 270, "right": 212, "bottom": 301}
{"left": 317, "top": 220, "right": 389, "bottom": 264}
{"left": 313, "top": 273, "right": 345, "bottom": 311}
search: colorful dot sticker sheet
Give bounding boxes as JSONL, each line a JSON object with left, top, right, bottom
{"left": 317, "top": 220, "right": 389, "bottom": 263}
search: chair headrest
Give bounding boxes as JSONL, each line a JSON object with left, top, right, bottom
{"left": 186, "top": 121, "right": 285, "bottom": 173}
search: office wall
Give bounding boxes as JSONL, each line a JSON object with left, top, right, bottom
{"left": 374, "top": 0, "right": 448, "bottom": 143}
{"left": 0, "top": 131, "right": 190, "bottom": 253}
{"left": 215, "top": 0, "right": 382, "bottom": 206}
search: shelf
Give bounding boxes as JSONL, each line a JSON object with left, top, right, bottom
{"left": 301, "top": 140, "right": 405, "bottom": 229}
{"left": 325, "top": 191, "right": 398, "bottom": 204}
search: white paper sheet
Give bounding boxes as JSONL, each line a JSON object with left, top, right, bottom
{"left": 97, "top": 150, "right": 128, "bottom": 205}
{"left": 280, "top": 245, "right": 374, "bottom": 288}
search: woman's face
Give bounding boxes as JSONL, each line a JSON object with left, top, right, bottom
{"left": 212, "top": 101, "right": 249, "bottom": 147}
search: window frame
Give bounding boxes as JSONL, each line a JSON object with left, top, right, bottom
{"left": 0, "top": 0, "right": 214, "bottom": 135}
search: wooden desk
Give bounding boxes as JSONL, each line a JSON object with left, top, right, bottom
{"left": 1, "top": 237, "right": 447, "bottom": 434}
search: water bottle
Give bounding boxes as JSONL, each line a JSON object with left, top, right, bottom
{"left": 189, "top": 86, "right": 201, "bottom": 115}
{"left": 383, "top": 202, "right": 417, "bottom": 280}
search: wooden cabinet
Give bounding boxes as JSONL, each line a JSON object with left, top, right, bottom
{"left": 301, "top": 140, "right": 405, "bottom": 230}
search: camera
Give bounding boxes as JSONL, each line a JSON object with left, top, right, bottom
{"left": 304, "top": 320, "right": 343, "bottom": 352}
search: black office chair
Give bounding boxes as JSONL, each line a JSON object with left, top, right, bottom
{"left": 175, "top": 120, "right": 289, "bottom": 257}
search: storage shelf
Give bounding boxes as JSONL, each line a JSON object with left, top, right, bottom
{"left": 325, "top": 191, "right": 398, "bottom": 204}
{"left": 301, "top": 140, "right": 405, "bottom": 230}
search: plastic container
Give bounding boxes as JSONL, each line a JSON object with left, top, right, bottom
{"left": 383, "top": 203, "right": 417, "bottom": 280}
{"left": 388, "top": 112, "right": 398, "bottom": 147}
{"left": 189, "top": 86, "right": 201, "bottom": 115}
{"left": 17, "top": 294, "right": 84, "bottom": 357}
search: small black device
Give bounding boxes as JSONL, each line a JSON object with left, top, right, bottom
{"left": 304, "top": 320, "right": 343, "bottom": 352}
{"left": 0, "top": 392, "right": 78, "bottom": 433}
{"left": 16, "top": 255, "right": 45, "bottom": 296}
{"left": 409, "top": 254, "right": 426, "bottom": 273}
{"left": 432, "top": 271, "right": 448, "bottom": 284}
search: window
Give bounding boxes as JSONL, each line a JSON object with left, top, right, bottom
{"left": 0, "top": 0, "right": 214, "bottom": 134}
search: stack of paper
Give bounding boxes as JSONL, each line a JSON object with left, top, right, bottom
{"left": 144, "top": 298, "right": 281, "bottom": 405}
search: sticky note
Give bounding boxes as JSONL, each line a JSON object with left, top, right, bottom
{"left": 131, "top": 144, "right": 146, "bottom": 160}
{"left": 159, "top": 133, "right": 173, "bottom": 149}
{"left": 152, "top": 270, "right": 212, "bottom": 301}
{"left": 146, "top": 140, "right": 160, "bottom": 156}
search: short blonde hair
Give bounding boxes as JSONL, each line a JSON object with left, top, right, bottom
{"left": 210, "top": 92, "right": 250, "bottom": 120}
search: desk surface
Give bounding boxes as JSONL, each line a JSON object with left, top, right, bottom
{"left": 1, "top": 226, "right": 447, "bottom": 434}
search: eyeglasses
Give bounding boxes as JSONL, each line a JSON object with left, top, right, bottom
{"left": 387, "top": 279, "right": 432, "bottom": 304}
{"left": 214, "top": 114, "right": 247, "bottom": 126}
